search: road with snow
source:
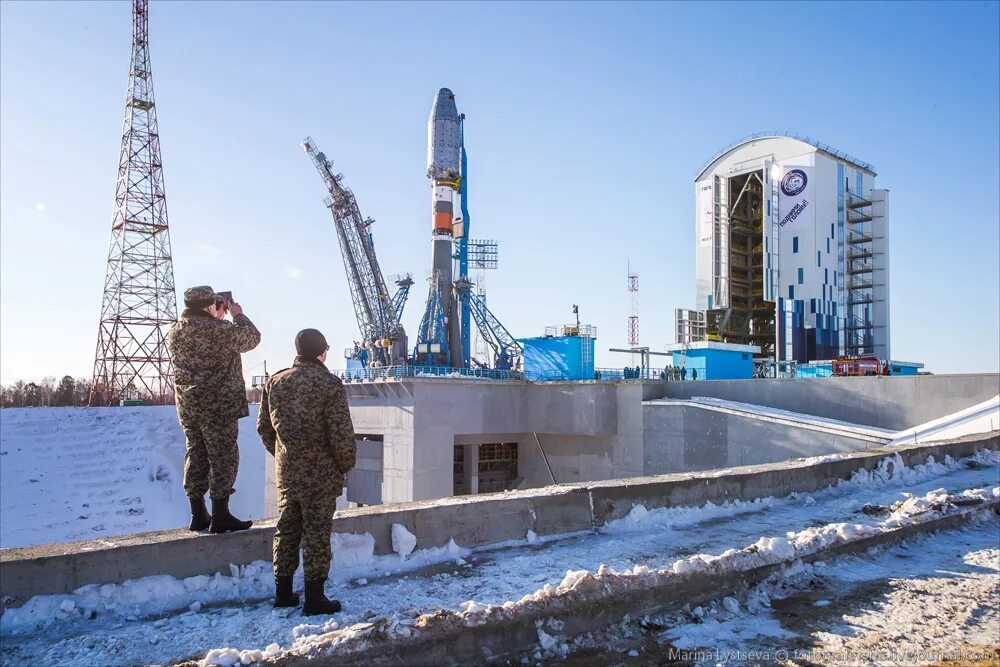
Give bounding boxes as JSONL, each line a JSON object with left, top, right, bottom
{"left": 2, "top": 450, "right": 998, "bottom": 666}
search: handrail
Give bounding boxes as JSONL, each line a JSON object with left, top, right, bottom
{"left": 696, "top": 131, "right": 876, "bottom": 180}
{"left": 334, "top": 365, "right": 672, "bottom": 383}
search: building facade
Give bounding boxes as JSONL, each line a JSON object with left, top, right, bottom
{"left": 679, "top": 133, "right": 890, "bottom": 364}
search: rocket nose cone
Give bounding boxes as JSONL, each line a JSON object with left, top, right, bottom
{"left": 431, "top": 87, "right": 459, "bottom": 121}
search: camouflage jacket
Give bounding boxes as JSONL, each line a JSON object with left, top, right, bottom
{"left": 257, "top": 357, "right": 356, "bottom": 498}
{"left": 167, "top": 310, "right": 261, "bottom": 422}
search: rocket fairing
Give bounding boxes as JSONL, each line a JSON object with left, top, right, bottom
{"left": 428, "top": 88, "right": 462, "bottom": 236}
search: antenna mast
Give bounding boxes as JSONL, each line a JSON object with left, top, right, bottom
{"left": 90, "top": 0, "right": 178, "bottom": 406}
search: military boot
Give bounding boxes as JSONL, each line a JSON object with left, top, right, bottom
{"left": 209, "top": 497, "right": 253, "bottom": 534}
{"left": 188, "top": 497, "right": 211, "bottom": 531}
{"left": 302, "top": 579, "right": 341, "bottom": 616}
{"left": 273, "top": 575, "right": 299, "bottom": 608}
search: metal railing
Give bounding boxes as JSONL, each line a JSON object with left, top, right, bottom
{"left": 335, "top": 365, "right": 678, "bottom": 383}
{"left": 337, "top": 365, "right": 523, "bottom": 383}
{"left": 697, "top": 130, "right": 875, "bottom": 178}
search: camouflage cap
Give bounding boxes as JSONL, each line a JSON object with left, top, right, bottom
{"left": 183, "top": 285, "right": 217, "bottom": 308}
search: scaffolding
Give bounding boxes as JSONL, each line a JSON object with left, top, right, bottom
{"left": 845, "top": 192, "right": 875, "bottom": 355}
{"left": 705, "top": 169, "right": 775, "bottom": 359}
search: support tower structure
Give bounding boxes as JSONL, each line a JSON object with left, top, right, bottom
{"left": 90, "top": 0, "right": 178, "bottom": 406}
{"left": 627, "top": 268, "right": 639, "bottom": 363}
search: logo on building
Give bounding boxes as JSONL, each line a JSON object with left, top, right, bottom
{"left": 780, "top": 169, "right": 808, "bottom": 196}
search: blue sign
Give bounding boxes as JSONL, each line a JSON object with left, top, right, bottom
{"left": 780, "top": 169, "right": 808, "bottom": 197}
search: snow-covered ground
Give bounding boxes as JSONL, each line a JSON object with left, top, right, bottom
{"left": 544, "top": 518, "right": 999, "bottom": 667}
{"left": 2, "top": 449, "right": 997, "bottom": 666}
{"left": 0, "top": 406, "right": 266, "bottom": 548}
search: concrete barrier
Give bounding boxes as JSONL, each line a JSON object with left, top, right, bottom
{"left": 1, "top": 433, "right": 996, "bottom": 610}
{"left": 263, "top": 500, "right": 1000, "bottom": 667}
{"left": 590, "top": 432, "right": 997, "bottom": 524}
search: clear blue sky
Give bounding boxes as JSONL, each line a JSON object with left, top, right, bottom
{"left": 2, "top": 0, "right": 998, "bottom": 383}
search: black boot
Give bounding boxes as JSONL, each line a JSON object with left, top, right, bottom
{"left": 209, "top": 497, "right": 252, "bottom": 534}
{"left": 188, "top": 497, "right": 210, "bottom": 531}
{"left": 273, "top": 575, "right": 299, "bottom": 608}
{"left": 303, "top": 579, "right": 341, "bottom": 616}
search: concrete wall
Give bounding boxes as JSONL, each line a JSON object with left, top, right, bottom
{"left": 4, "top": 434, "right": 994, "bottom": 608}
{"left": 643, "top": 402, "right": 890, "bottom": 474}
{"left": 341, "top": 380, "right": 645, "bottom": 503}
{"left": 327, "top": 374, "right": 997, "bottom": 506}
{"left": 659, "top": 374, "right": 999, "bottom": 430}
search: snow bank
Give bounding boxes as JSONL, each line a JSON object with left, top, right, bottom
{"left": 250, "top": 481, "right": 998, "bottom": 665}
{"left": 391, "top": 524, "right": 416, "bottom": 559}
{"left": 330, "top": 533, "right": 374, "bottom": 569}
{"left": 0, "top": 530, "right": 470, "bottom": 638}
{"left": 0, "top": 406, "right": 267, "bottom": 548}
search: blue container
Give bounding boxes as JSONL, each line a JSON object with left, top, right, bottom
{"left": 520, "top": 335, "right": 595, "bottom": 381}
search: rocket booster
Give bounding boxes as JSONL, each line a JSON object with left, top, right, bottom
{"left": 425, "top": 88, "right": 464, "bottom": 366}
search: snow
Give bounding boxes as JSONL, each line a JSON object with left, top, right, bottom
{"left": 4, "top": 448, "right": 997, "bottom": 666}
{"left": 330, "top": 533, "right": 374, "bottom": 569}
{"left": 659, "top": 517, "right": 1000, "bottom": 665}
{"left": 0, "top": 406, "right": 267, "bottom": 548}
{"left": 390, "top": 523, "right": 416, "bottom": 559}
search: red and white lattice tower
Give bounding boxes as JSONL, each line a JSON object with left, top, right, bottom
{"left": 627, "top": 267, "right": 639, "bottom": 363}
{"left": 90, "top": 0, "right": 177, "bottom": 406}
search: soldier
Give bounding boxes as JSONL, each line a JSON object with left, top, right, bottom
{"left": 258, "top": 328, "right": 356, "bottom": 615}
{"left": 167, "top": 286, "right": 261, "bottom": 533}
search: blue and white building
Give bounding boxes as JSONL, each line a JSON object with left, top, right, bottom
{"left": 679, "top": 132, "right": 890, "bottom": 365}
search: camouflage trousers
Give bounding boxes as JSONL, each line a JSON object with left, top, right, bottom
{"left": 180, "top": 418, "right": 240, "bottom": 501}
{"left": 273, "top": 491, "right": 337, "bottom": 581}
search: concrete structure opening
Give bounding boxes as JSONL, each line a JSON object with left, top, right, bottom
{"left": 454, "top": 442, "right": 519, "bottom": 495}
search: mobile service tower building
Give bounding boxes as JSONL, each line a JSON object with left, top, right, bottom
{"left": 679, "top": 132, "right": 890, "bottom": 366}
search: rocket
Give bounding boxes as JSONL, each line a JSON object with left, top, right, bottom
{"left": 426, "top": 88, "right": 464, "bottom": 366}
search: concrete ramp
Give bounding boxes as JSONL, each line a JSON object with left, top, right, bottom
{"left": 891, "top": 395, "right": 1000, "bottom": 446}
{"left": 641, "top": 394, "right": 1000, "bottom": 474}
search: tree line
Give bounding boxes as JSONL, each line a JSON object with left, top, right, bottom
{"left": 1, "top": 376, "right": 93, "bottom": 408}
{"left": 1, "top": 376, "right": 263, "bottom": 408}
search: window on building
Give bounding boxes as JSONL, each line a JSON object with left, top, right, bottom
{"left": 827, "top": 238, "right": 830, "bottom": 253}
{"left": 789, "top": 285, "right": 794, "bottom": 299}
{"left": 825, "top": 268, "right": 829, "bottom": 283}
{"left": 817, "top": 251, "right": 821, "bottom": 267}
{"left": 793, "top": 237, "right": 799, "bottom": 253}
{"left": 810, "top": 299, "right": 816, "bottom": 314}
{"left": 798, "top": 268, "right": 804, "bottom": 284}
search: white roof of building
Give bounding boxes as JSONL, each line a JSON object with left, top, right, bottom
{"left": 695, "top": 131, "right": 877, "bottom": 181}
{"left": 664, "top": 341, "right": 761, "bottom": 354}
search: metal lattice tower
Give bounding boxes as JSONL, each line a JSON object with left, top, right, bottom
{"left": 90, "top": 0, "right": 177, "bottom": 406}
{"left": 468, "top": 239, "right": 498, "bottom": 365}
{"left": 627, "top": 268, "right": 639, "bottom": 347}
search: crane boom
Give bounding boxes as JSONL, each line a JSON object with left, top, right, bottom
{"left": 302, "top": 137, "right": 406, "bottom": 364}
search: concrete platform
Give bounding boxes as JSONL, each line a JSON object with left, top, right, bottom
{"left": 1, "top": 433, "right": 995, "bottom": 610}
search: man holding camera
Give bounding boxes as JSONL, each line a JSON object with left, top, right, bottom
{"left": 258, "top": 329, "right": 356, "bottom": 615}
{"left": 168, "top": 285, "right": 261, "bottom": 533}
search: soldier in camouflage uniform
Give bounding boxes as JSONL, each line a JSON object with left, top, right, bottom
{"left": 167, "top": 285, "right": 261, "bottom": 533}
{"left": 257, "top": 328, "right": 356, "bottom": 615}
